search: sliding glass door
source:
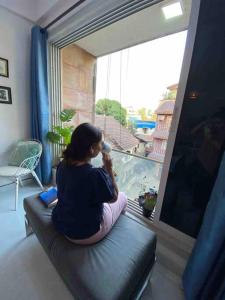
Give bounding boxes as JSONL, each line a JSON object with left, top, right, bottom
{"left": 156, "top": 0, "right": 225, "bottom": 250}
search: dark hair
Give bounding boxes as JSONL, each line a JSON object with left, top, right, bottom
{"left": 63, "top": 123, "right": 102, "bottom": 163}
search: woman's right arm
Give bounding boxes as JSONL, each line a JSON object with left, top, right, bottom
{"left": 102, "top": 153, "right": 118, "bottom": 202}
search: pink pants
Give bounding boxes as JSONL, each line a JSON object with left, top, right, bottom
{"left": 67, "top": 192, "right": 127, "bottom": 245}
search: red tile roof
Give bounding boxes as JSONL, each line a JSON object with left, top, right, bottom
{"left": 95, "top": 115, "right": 139, "bottom": 151}
{"left": 167, "top": 83, "right": 178, "bottom": 91}
{"left": 148, "top": 152, "right": 164, "bottom": 163}
{"left": 135, "top": 134, "right": 153, "bottom": 143}
{"left": 155, "top": 100, "right": 175, "bottom": 115}
{"left": 151, "top": 129, "right": 169, "bottom": 140}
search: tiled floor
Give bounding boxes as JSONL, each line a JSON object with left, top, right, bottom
{"left": 0, "top": 179, "right": 184, "bottom": 300}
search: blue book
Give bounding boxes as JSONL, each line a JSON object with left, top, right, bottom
{"left": 39, "top": 187, "right": 58, "bottom": 208}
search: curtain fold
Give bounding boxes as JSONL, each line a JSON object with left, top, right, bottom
{"left": 31, "top": 26, "right": 52, "bottom": 184}
{"left": 183, "top": 152, "right": 225, "bottom": 300}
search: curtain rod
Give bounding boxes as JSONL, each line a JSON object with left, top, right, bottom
{"left": 44, "top": 0, "right": 87, "bottom": 31}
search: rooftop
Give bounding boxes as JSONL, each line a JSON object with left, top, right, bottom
{"left": 135, "top": 134, "right": 153, "bottom": 143}
{"left": 151, "top": 129, "right": 169, "bottom": 140}
{"left": 148, "top": 152, "right": 165, "bottom": 163}
{"left": 167, "top": 83, "right": 178, "bottom": 91}
{"left": 95, "top": 115, "right": 139, "bottom": 151}
{"left": 155, "top": 100, "right": 175, "bottom": 115}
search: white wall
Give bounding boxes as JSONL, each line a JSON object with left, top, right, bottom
{"left": 0, "top": 7, "right": 33, "bottom": 164}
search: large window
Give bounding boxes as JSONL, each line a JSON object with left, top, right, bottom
{"left": 48, "top": 0, "right": 193, "bottom": 227}
{"left": 60, "top": 31, "right": 187, "bottom": 204}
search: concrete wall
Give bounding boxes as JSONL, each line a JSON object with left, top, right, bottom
{"left": 0, "top": 7, "right": 33, "bottom": 164}
{"left": 61, "top": 44, "right": 96, "bottom": 127}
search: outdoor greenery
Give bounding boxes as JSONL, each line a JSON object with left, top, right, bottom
{"left": 47, "top": 109, "right": 76, "bottom": 146}
{"left": 138, "top": 107, "right": 148, "bottom": 120}
{"left": 138, "top": 177, "right": 158, "bottom": 217}
{"left": 127, "top": 119, "right": 137, "bottom": 134}
{"left": 143, "top": 193, "right": 157, "bottom": 211}
{"left": 162, "top": 90, "right": 177, "bottom": 100}
{"left": 96, "top": 98, "right": 127, "bottom": 126}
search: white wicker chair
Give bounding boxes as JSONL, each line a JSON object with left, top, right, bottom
{"left": 0, "top": 140, "right": 44, "bottom": 210}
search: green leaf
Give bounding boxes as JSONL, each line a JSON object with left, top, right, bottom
{"left": 47, "top": 109, "right": 75, "bottom": 147}
{"left": 53, "top": 126, "right": 70, "bottom": 137}
{"left": 143, "top": 196, "right": 157, "bottom": 210}
{"left": 63, "top": 134, "right": 71, "bottom": 145}
{"left": 95, "top": 99, "right": 127, "bottom": 126}
{"left": 53, "top": 126, "right": 63, "bottom": 135}
{"left": 47, "top": 132, "right": 61, "bottom": 144}
{"left": 60, "top": 109, "right": 76, "bottom": 122}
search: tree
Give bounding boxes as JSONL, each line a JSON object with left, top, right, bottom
{"left": 127, "top": 119, "right": 137, "bottom": 134}
{"left": 162, "top": 90, "right": 177, "bottom": 100}
{"left": 147, "top": 109, "right": 152, "bottom": 117}
{"left": 96, "top": 99, "right": 127, "bottom": 126}
{"left": 138, "top": 107, "right": 148, "bottom": 121}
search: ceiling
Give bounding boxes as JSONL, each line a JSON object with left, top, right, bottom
{"left": 0, "top": 0, "right": 60, "bottom": 22}
{"left": 74, "top": 0, "right": 192, "bottom": 57}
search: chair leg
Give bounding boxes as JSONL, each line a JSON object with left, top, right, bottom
{"left": 15, "top": 178, "right": 19, "bottom": 211}
{"left": 32, "top": 171, "right": 44, "bottom": 190}
{"left": 19, "top": 178, "right": 24, "bottom": 187}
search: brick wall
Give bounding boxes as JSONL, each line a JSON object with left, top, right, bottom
{"left": 61, "top": 44, "right": 97, "bottom": 127}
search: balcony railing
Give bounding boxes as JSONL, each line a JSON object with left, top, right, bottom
{"left": 92, "top": 149, "right": 163, "bottom": 221}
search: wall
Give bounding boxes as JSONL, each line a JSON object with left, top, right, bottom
{"left": 61, "top": 44, "right": 96, "bottom": 127}
{"left": 0, "top": 7, "right": 33, "bottom": 164}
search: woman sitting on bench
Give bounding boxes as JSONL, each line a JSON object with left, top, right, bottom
{"left": 52, "top": 123, "right": 127, "bottom": 245}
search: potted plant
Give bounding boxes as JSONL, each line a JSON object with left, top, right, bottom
{"left": 138, "top": 184, "right": 157, "bottom": 218}
{"left": 47, "top": 109, "right": 76, "bottom": 184}
{"left": 47, "top": 109, "right": 76, "bottom": 147}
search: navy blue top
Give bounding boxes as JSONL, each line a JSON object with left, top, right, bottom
{"left": 52, "top": 162, "right": 115, "bottom": 239}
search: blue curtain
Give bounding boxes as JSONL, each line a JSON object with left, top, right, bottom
{"left": 31, "top": 26, "right": 52, "bottom": 185}
{"left": 183, "top": 152, "right": 225, "bottom": 300}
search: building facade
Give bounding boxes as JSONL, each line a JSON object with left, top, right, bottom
{"left": 148, "top": 84, "right": 177, "bottom": 163}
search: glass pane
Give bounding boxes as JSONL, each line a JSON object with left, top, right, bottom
{"left": 93, "top": 150, "right": 162, "bottom": 200}
{"left": 95, "top": 31, "right": 187, "bottom": 163}
{"left": 160, "top": 5, "right": 225, "bottom": 238}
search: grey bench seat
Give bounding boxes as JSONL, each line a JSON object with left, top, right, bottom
{"left": 24, "top": 195, "right": 156, "bottom": 300}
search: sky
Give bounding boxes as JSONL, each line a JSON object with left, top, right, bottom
{"left": 95, "top": 31, "right": 187, "bottom": 112}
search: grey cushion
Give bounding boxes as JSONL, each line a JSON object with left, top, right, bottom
{"left": 24, "top": 195, "right": 156, "bottom": 300}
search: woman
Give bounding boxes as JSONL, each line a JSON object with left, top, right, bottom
{"left": 52, "top": 123, "right": 127, "bottom": 245}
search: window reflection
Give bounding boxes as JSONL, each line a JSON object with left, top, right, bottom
{"left": 160, "top": 6, "right": 225, "bottom": 237}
